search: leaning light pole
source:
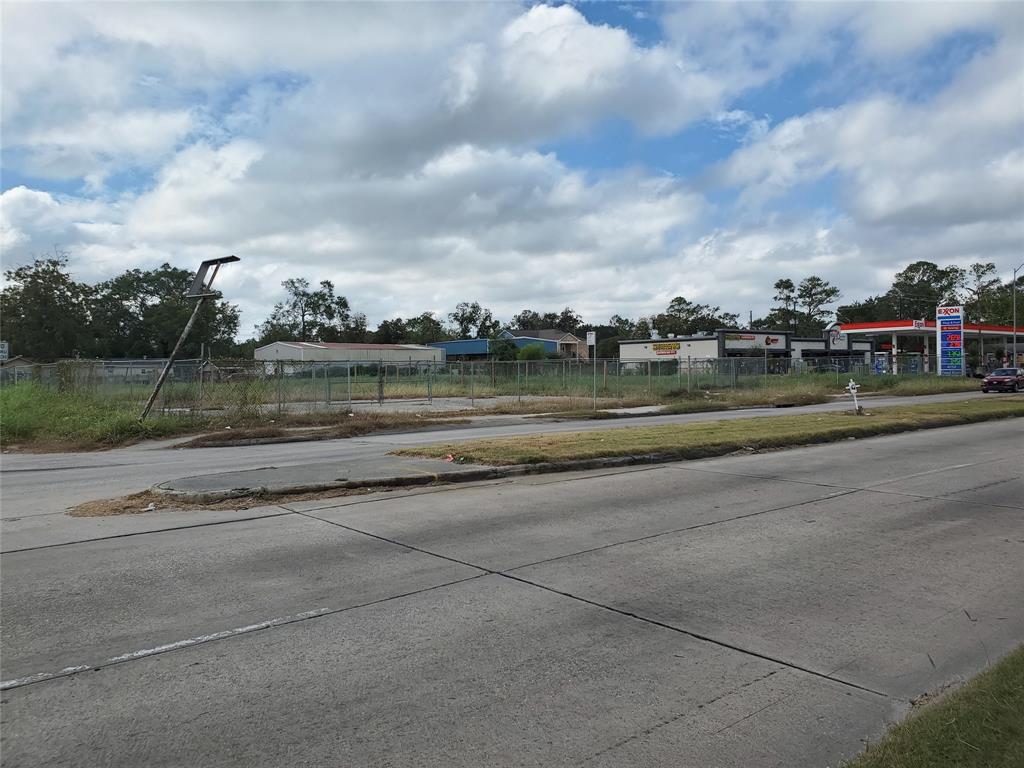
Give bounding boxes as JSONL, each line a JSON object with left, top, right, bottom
{"left": 1014, "top": 261, "right": 1024, "bottom": 368}
{"left": 139, "top": 256, "right": 240, "bottom": 421}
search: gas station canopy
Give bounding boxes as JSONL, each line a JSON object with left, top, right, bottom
{"left": 838, "top": 319, "right": 1024, "bottom": 373}
{"left": 839, "top": 319, "right": 1024, "bottom": 341}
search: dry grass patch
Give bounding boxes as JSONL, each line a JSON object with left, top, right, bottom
{"left": 396, "top": 397, "right": 1024, "bottom": 465}
{"left": 180, "top": 412, "right": 469, "bottom": 448}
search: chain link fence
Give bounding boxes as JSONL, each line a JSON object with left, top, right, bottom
{"left": 0, "top": 353, "right": 949, "bottom": 418}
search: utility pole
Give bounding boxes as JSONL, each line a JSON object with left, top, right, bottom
{"left": 139, "top": 256, "right": 239, "bottom": 421}
{"left": 1014, "top": 262, "right": 1024, "bottom": 367}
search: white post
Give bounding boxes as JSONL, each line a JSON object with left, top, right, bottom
{"left": 891, "top": 333, "right": 898, "bottom": 375}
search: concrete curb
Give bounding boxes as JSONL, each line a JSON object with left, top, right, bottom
{"left": 151, "top": 453, "right": 678, "bottom": 503}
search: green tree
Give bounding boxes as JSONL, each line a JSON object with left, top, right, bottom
{"left": 796, "top": 276, "right": 841, "bottom": 334}
{"left": 259, "top": 278, "right": 352, "bottom": 342}
{"left": 652, "top": 297, "right": 737, "bottom": 337}
{"left": 0, "top": 253, "right": 92, "bottom": 360}
{"left": 771, "top": 278, "right": 799, "bottom": 331}
{"left": 489, "top": 334, "right": 518, "bottom": 361}
{"left": 888, "top": 261, "right": 964, "bottom": 318}
{"left": 962, "top": 263, "right": 1002, "bottom": 324}
{"left": 556, "top": 307, "right": 583, "bottom": 334}
{"left": 448, "top": 302, "right": 498, "bottom": 338}
{"left": 92, "top": 264, "right": 239, "bottom": 358}
{"left": 516, "top": 343, "right": 546, "bottom": 361}
{"left": 340, "top": 312, "right": 369, "bottom": 343}
{"left": 607, "top": 314, "right": 638, "bottom": 338}
{"left": 511, "top": 309, "right": 543, "bottom": 330}
{"left": 405, "top": 312, "right": 449, "bottom": 344}
{"left": 375, "top": 318, "right": 408, "bottom": 344}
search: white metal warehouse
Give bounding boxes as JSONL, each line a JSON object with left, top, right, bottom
{"left": 254, "top": 341, "right": 446, "bottom": 363}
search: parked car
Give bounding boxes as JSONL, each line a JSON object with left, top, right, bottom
{"left": 980, "top": 368, "right": 1024, "bottom": 393}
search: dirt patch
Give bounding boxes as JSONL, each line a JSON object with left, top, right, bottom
{"left": 68, "top": 486, "right": 377, "bottom": 517}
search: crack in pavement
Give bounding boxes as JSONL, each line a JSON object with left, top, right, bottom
{"left": 579, "top": 669, "right": 783, "bottom": 764}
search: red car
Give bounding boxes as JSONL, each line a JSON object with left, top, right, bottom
{"left": 981, "top": 368, "right": 1024, "bottom": 392}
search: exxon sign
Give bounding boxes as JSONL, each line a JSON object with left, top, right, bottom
{"left": 936, "top": 305, "right": 964, "bottom": 376}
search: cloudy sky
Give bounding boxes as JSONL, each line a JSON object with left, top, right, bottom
{"left": 2, "top": 1, "right": 1022, "bottom": 335}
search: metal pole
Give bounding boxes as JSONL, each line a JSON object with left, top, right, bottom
{"left": 277, "top": 361, "right": 283, "bottom": 415}
{"left": 347, "top": 363, "right": 352, "bottom": 412}
{"left": 592, "top": 351, "right": 597, "bottom": 410}
{"left": 517, "top": 361, "right": 521, "bottom": 405}
{"left": 197, "top": 356, "right": 204, "bottom": 416}
{"left": 470, "top": 361, "right": 475, "bottom": 407}
{"left": 1013, "top": 263, "right": 1023, "bottom": 367}
{"left": 687, "top": 356, "right": 691, "bottom": 392}
{"left": 139, "top": 296, "right": 206, "bottom": 421}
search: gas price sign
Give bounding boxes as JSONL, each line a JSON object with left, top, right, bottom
{"left": 936, "top": 305, "right": 965, "bottom": 376}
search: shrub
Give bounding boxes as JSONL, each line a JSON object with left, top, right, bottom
{"left": 517, "top": 343, "right": 547, "bottom": 361}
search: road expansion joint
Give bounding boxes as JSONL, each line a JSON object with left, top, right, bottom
{"left": 292, "top": 503, "right": 891, "bottom": 701}
{"left": 0, "top": 510, "right": 297, "bottom": 555}
{"left": 498, "top": 571, "right": 891, "bottom": 700}
{"left": 0, "top": 573, "right": 486, "bottom": 692}
{"left": 503, "top": 489, "right": 859, "bottom": 573}
{"left": 663, "top": 463, "right": 1024, "bottom": 511}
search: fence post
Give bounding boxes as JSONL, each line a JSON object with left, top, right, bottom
{"left": 197, "top": 359, "right": 204, "bottom": 416}
{"left": 517, "top": 361, "right": 522, "bottom": 405}
{"left": 470, "top": 361, "right": 475, "bottom": 407}
{"left": 276, "top": 361, "right": 283, "bottom": 416}
{"left": 687, "top": 356, "right": 691, "bottom": 392}
{"left": 347, "top": 363, "right": 352, "bottom": 412}
{"left": 647, "top": 360, "right": 652, "bottom": 394}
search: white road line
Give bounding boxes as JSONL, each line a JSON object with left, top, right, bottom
{"left": 0, "top": 607, "right": 331, "bottom": 691}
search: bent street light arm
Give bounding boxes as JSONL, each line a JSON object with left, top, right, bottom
{"left": 140, "top": 256, "right": 240, "bottom": 421}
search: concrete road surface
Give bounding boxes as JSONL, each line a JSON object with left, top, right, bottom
{"left": 0, "top": 390, "right": 1007, "bottom": 526}
{"left": 2, "top": 417, "right": 1022, "bottom": 766}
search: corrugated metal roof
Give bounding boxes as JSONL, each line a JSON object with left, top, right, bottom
{"left": 265, "top": 341, "right": 436, "bottom": 351}
{"left": 503, "top": 329, "right": 579, "bottom": 342}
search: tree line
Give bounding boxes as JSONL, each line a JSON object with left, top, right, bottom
{"left": 1, "top": 254, "right": 1019, "bottom": 361}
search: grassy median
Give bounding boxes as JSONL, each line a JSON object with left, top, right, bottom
{"left": 395, "top": 397, "right": 1024, "bottom": 465}
{"left": 845, "top": 645, "right": 1024, "bottom": 768}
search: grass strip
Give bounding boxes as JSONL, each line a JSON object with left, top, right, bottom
{"left": 0, "top": 383, "right": 467, "bottom": 451}
{"left": 844, "top": 645, "right": 1024, "bottom": 768}
{"left": 394, "top": 397, "right": 1024, "bottom": 465}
